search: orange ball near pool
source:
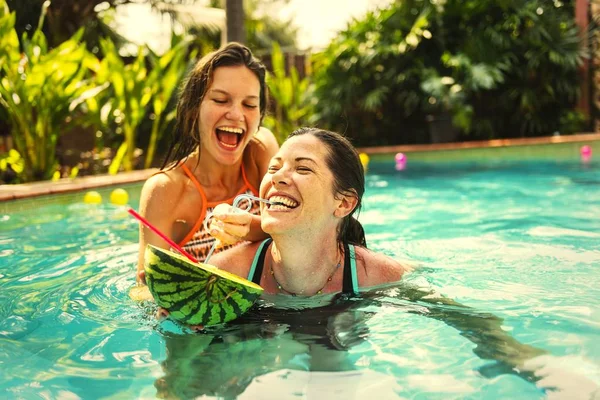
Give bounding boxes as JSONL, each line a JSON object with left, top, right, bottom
{"left": 110, "top": 188, "right": 129, "bottom": 206}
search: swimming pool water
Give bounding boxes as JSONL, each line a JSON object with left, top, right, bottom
{"left": 1, "top": 160, "right": 599, "bottom": 399}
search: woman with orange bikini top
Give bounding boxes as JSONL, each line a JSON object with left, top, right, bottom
{"left": 133, "top": 43, "right": 279, "bottom": 288}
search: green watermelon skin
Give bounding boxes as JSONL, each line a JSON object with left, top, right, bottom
{"left": 144, "top": 245, "right": 263, "bottom": 326}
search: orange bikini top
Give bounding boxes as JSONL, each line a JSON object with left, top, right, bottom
{"left": 179, "top": 163, "right": 260, "bottom": 261}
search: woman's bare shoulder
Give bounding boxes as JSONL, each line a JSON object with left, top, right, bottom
{"left": 243, "top": 127, "right": 279, "bottom": 185}
{"left": 140, "top": 169, "right": 187, "bottom": 212}
{"left": 247, "top": 128, "right": 279, "bottom": 162}
{"left": 209, "top": 241, "right": 265, "bottom": 278}
{"left": 252, "top": 127, "right": 279, "bottom": 151}
{"left": 355, "top": 247, "right": 408, "bottom": 286}
{"left": 142, "top": 168, "right": 187, "bottom": 194}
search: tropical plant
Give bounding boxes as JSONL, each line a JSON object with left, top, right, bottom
{"left": 312, "top": 0, "right": 585, "bottom": 145}
{"left": 0, "top": 0, "right": 103, "bottom": 181}
{"left": 311, "top": 3, "right": 439, "bottom": 145}
{"left": 465, "top": 0, "right": 585, "bottom": 138}
{"left": 263, "top": 42, "right": 314, "bottom": 143}
{"left": 88, "top": 35, "right": 193, "bottom": 172}
{"left": 144, "top": 36, "right": 195, "bottom": 168}
{"left": 94, "top": 38, "right": 154, "bottom": 172}
{"left": 0, "top": 148, "right": 23, "bottom": 183}
{"left": 6, "top": 0, "right": 127, "bottom": 51}
{"left": 420, "top": 53, "right": 507, "bottom": 133}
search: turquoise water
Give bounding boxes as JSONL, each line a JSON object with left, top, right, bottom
{"left": 1, "top": 160, "right": 600, "bottom": 399}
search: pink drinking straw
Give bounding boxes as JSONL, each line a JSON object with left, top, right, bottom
{"left": 127, "top": 208, "right": 199, "bottom": 264}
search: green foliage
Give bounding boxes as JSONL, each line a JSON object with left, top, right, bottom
{"left": 558, "top": 109, "right": 588, "bottom": 134}
{"left": 263, "top": 42, "right": 314, "bottom": 143}
{"left": 144, "top": 36, "right": 196, "bottom": 168}
{"left": 0, "top": 148, "right": 23, "bottom": 183}
{"left": 94, "top": 38, "right": 154, "bottom": 172}
{"left": 7, "top": 0, "right": 126, "bottom": 51}
{"left": 0, "top": 1, "right": 204, "bottom": 182}
{"left": 313, "top": 0, "right": 585, "bottom": 145}
{"left": 84, "top": 34, "right": 192, "bottom": 173}
{"left": 0, "top": 0, "right": 103, "bottom": 181}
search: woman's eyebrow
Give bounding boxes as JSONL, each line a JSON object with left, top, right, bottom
{"left": 208, "top": 89, "right": 228, "bottom": 95}
{"left": 295, "top": 157, "right": 317, "bottom": 164}
{"left": 209, "top": 89, "right": 259, "bottom": 100}
{"left": 270, "top": 156, "right": 317, "bottom": 164}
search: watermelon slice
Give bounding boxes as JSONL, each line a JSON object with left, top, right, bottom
{"left": 144, "top": 245, "right": 263, "bottom": 326}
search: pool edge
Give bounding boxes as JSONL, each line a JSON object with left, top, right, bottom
{"left": 2, "top": 132, "right": 599, "bottom": 203}
{"left": 0, "top": 168, "right": 157, "bottom": 202}
{"left": 356, "top": 132, "right": 600, "bottom": 154}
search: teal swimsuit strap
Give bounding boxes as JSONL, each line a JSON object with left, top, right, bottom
{"left": 248, "top": 238, "right": 272, "bottom": 283}
{"left": 249, "top": 238, "right": 358, "bottom": 293}
{"left": 342, "top": 242, "right": 359, "bottom": 294}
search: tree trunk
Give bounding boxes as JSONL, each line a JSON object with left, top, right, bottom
{"left": 225, "top": 0, "right": 246, "bottom": 44}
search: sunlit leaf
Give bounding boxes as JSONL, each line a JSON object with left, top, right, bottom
{"left": 109, "top": 142, "right": 128, "bottom": 175}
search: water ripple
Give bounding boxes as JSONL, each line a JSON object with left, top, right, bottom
{"left": 1, "top": 162, "right": 599, "bottom": 398}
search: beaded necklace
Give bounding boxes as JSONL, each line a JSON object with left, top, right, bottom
{"left": 269, "top": 258, "right": 341, "bottom": 296}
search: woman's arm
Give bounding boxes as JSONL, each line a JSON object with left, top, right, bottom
{"left": 362, "top": 285, "right": 546, "bottom": 379}
{"left": 394, "top": 291, "right": 600, "bottom": 396}
{"left": 130, "top": 173, "right": 184, "bottom": 301}
{"left": 136, "top": 173, "right": 182, "bottom": 282}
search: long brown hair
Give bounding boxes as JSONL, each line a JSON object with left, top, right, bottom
{"left": 161, "top": 42, "right": 268, "bottom": 169}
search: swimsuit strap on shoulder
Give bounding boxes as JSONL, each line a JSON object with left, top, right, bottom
{"left": 248, "top": 238, "right": 272, "bottom": 284}
{"left": 178, "top": 164, "right": 208, "bottom": 247}
{"left": 241, "top": 163, "right": 259, "bottom": 196}
{"left": 342, "top": 242, "right": 359, "bottom": 294}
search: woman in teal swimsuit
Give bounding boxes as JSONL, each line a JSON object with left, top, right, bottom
{"left": 208, "top": 127, "right": 408, "bottom": 294}
{"left": 152, "top": 127, "right": 407, "bottom": 398}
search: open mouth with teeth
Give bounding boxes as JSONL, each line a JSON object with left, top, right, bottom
{"left": 216, "top": 126, "right": 244, "bottom": 149}
{"left": 267, "top": 195, "right": 299, "bottom": 210}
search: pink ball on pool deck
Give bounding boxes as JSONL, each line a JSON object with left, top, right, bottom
{"left": 395, "top": 152, "right": 407, "bottom": 163}
{"left": 395, "top": 152, "right": 407, "bottom": 170}
{"left": 580, "top": 145, "right": 592, "bottom": 162}
{"left": 580, "top": 145, "right": 592, "bottom": 156}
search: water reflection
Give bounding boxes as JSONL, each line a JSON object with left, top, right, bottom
{"left": 155, "top": 294, "right": 370, "bottom": 398}
{"left": 153, "top": 283, "right": 548, "bottom": 399}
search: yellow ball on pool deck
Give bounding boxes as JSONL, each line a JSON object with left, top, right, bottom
{"left": 110, "top": 188, "right": 129, "bottom": 206}
{"left": 83, "top": 191, "right": 102, "bottom": 204}
{"left": 359, "top": 153, "right": 370, "bottom": 170}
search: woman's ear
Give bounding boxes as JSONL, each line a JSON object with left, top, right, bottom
{"left": 334, "top": 192, "right": 358, "bottom": 218}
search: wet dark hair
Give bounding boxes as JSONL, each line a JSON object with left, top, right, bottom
{"left": 161, "top": 42, "right": 268, "bottom": 169}
{"left": 287, "top": 127, "right": 367, "bottom": 248}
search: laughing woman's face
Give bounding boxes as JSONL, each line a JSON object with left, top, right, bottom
{"left": 198, "top": 65, "right": 261, "bottom": 165}
{"left": 259, "top": 134, "right": 340, "bottom": 237}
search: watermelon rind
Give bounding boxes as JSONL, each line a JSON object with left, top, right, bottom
{"left": 144, "top": 245, "right": 263, "bottom": 326}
